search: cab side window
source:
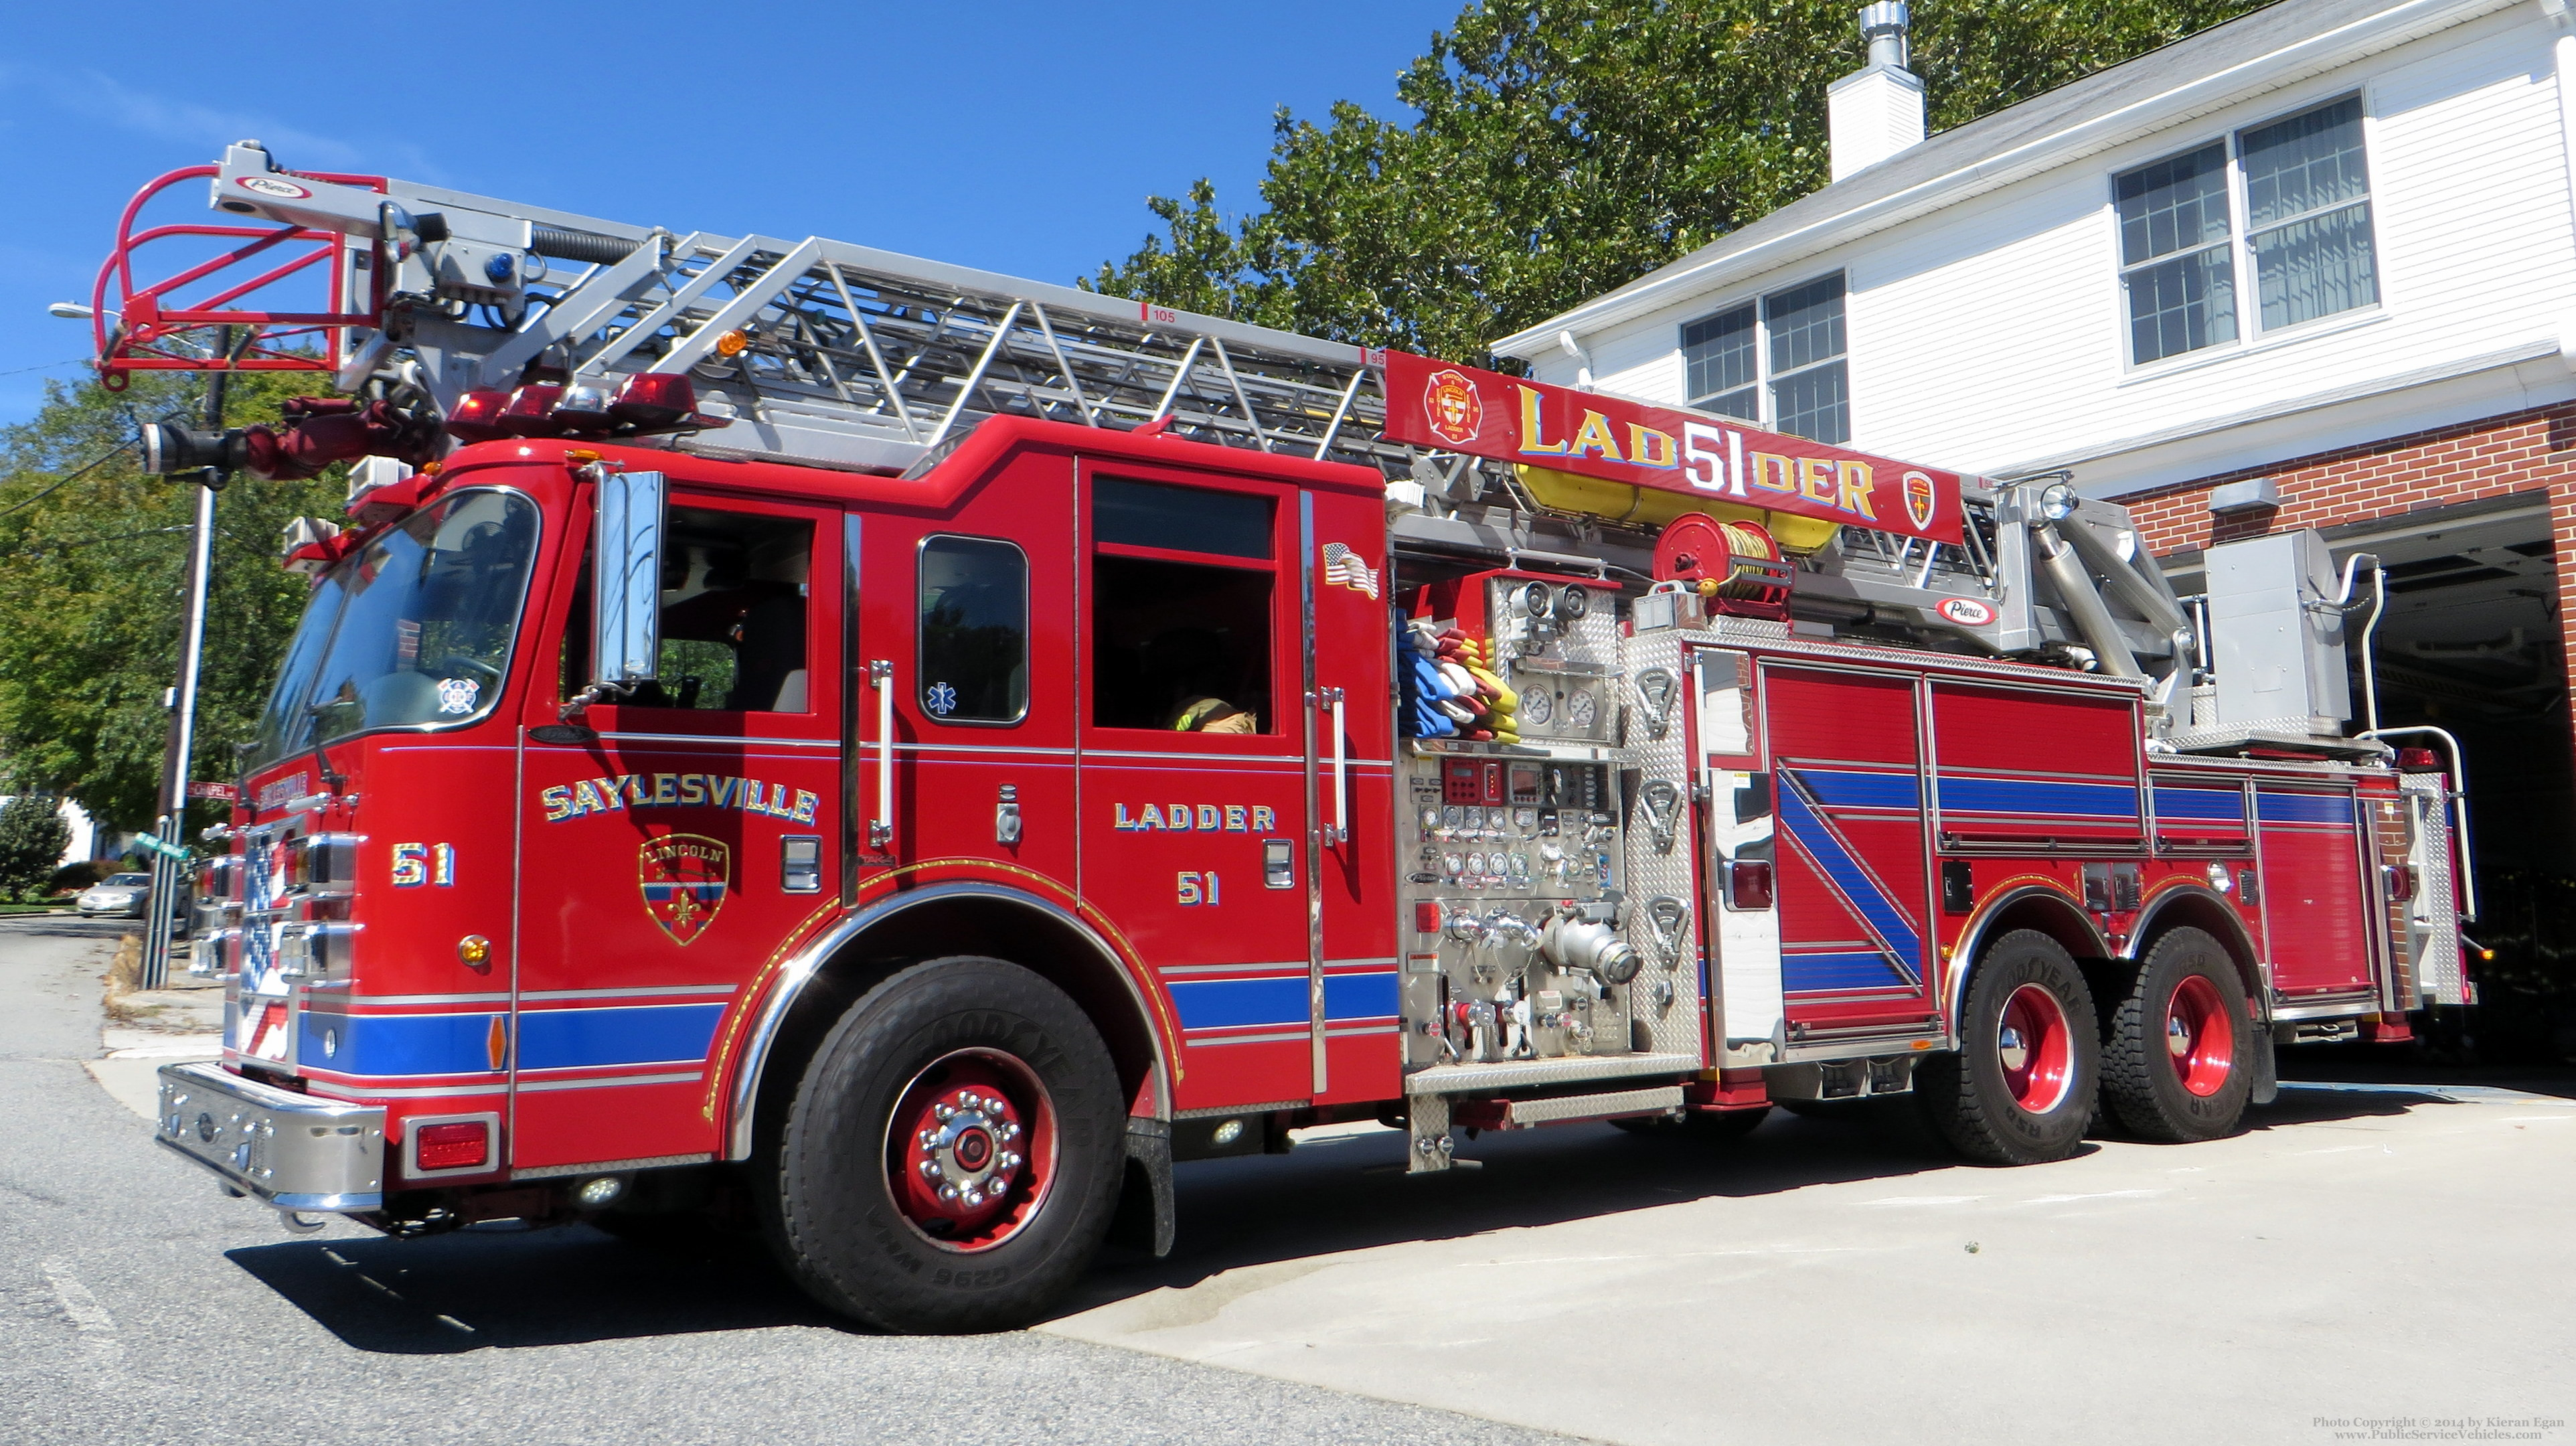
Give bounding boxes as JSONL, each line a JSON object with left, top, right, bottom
{"left": 918, "top": 536, "right": 1028, "bottom": 724}
{"left": 559, "top": 505, "right": 815, "bottom": 713}
{"left": 1090, "top": 478, "right": 1275, "bottom": 735}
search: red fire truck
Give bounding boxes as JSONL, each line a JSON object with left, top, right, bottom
{"left": 112, "top": 143, "right": 2470, "bottom": 1333}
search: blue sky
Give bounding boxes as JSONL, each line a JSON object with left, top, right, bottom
{"left": 0, "top": 1, "right": 1461, "bottom": 428}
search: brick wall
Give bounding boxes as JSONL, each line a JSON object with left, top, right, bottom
{"left": 2111, "top": 402, "right": 2576, "bottom": 739}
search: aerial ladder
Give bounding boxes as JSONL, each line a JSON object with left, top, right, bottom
{"left": 102, "top": 141, "right": 2414, "bottom": 763}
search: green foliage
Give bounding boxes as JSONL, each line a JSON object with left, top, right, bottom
{"left": 0, "top": 795, "right": 73, "bottom": 901}
{"left": 46, "top": 858, "right": 117, "bottom": 894}
{"left": 0, "top": 373, "right": 346, "bottom": 833}
{"left": 1090, "top": 0, "right": 2267, "bottom": 364}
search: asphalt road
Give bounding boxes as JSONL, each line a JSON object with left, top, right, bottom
{"left": 11, "top": 909, "right": 2573, "bottom": 1445}
{"left": 0, "top": 915, "right": 1559, "bottom": 1446}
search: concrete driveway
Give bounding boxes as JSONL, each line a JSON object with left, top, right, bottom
{"left": 1047, "top": 1087, "right": 2576, "bottom": 1445}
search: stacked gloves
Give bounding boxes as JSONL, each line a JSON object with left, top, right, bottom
{"left": 1399, "top": 620, "right": 1518, "bottom": 742}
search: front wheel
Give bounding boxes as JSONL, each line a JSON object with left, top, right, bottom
{"left": 2101, "top": 927, "right": 2254, "bottom": 1142}
{"left": 764, "top": 957, "right": 1124, "bottom": 1333}
{"left": 1918, "top": 929, "right": 2099, "bottom": 1166}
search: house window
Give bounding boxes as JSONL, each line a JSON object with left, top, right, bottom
{"left": 1679, "top": 272, "right": 1849, "bottom": 444}
{"left": 2115, "top": 94, "right": 2376, "bottom": 366}
{"left": 2116, "top": 143, "right": 2236, "bottom": 363}
{"left": 2243, "top": 96, "right": 2377, "bottom": 330}
{"left": 1682, "top": 305, "right": 1757, "bottom": 420}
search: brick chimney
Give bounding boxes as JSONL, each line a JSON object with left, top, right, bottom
{"left": 1828, "top": 2, "right": 1927, "bottom": 182}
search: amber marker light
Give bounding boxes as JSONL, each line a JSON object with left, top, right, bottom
{"left": 714, "top": 329, "right": 750, "bottom": 357}
{"left": 458, "top": 935, "right": 493, "bottom": 967}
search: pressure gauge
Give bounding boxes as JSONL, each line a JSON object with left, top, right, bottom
{"left": 1419, "top": 805, "right": 1441, "bottom": 831}
{"left": 1465, "top": 852, "right": 1487, "bottom": 876}
{"left": 1558, "top": 584, "right": 1591, "bottom": 619}
{"left": 1510, "top": 852, "right": 1530, "bottom": 878}
{"left": 1566, "top": 690, "right": 1599, "bottom": 730}
{"left": 1514, "top": 807, "right": 1538, "bottom": 831}
{"left": 1520, "top": 688, "right": 1554, "bottom": 728}
{"left": 1443, "top": 805, "right": 1464, "bottom": 829}
{"left": 1443, "top": 852, "right": 1465, "bottom": 876}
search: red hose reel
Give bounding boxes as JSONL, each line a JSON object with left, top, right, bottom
{"left": 1651, "top": 513, "right": 1795, "bottom": 619}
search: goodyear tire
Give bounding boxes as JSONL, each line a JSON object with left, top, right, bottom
{"left": 1917, "top": 930, "right": 2099, "bottom": 1166}
{"left": 765, "top": 957, "right": 1123, "bottom": 1333}
{"left": 2101, "top": 927, "right": 2254, "bottom": 1143}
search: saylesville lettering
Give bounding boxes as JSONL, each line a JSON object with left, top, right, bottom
{"left": 542, "top": 772, "right": 819, "bottom": 824}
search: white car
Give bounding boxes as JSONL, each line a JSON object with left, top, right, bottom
{"left": 76, "top": 873, "right": 153, "bottom": 918}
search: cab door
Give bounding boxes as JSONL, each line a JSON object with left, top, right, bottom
{"left": 513, "top": 485, "right": 842, "bottom": 1172}
{"left": 1075, "top": 461, "right": 1317, "bottom": 1113}
{"left": 851, "top": 449, "right": 1075, "bottom": 896}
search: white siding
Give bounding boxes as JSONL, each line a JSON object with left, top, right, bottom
{"left": 1562, "top": 9, "right": 2576, "bottom": 494}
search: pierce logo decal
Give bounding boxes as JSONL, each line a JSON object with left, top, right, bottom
{"left": 639, "top": 834, "right": 730, "bottom": 945}
{"left": 236, "top": 175, "right": 311, "bottom": 199}
{"left": 1937, "top": 596, "right": 1997, "bottom": 627}
{"left": 1423, "top": 367, "right": 1483, "bottom": 446}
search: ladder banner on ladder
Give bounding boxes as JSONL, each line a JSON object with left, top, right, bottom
{"left": 1378, "top": 351, "right": 1964, "bottom": 546}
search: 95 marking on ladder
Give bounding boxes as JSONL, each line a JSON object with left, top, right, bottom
{"left": 1177, "top": 871, "right": 1222, "bottom": 906}
{"left": 392, "top": 843, "right": 457, "bottom": 888}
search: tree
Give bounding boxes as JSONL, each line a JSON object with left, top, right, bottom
{"left": 0, "top": 372, "right": 346, "bottom": 835}
{"left": 0, "top": 795, "right": 73, "bottom": 901}
{"left": 1090, "top": 0, "right": 2268, "bottom": 365}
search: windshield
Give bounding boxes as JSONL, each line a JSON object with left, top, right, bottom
{"left": 249, "top": 488, "right": 542, "bottom": 769}
{"left": 104, "top": 874, "right": 150, "bottom": 887}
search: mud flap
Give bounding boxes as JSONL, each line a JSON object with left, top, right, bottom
{"left": 2249, "top": 1028, "right": 2279, "bottom": 1107}
{"left": 1109, "top": 1117, "right": 1174, "bottom": 1257}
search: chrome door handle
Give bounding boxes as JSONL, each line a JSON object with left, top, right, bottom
{"left": 868, "top": 659, "right": 894, "bottom": 850}
{"left": 1321, "top": 686, "right": 1348, "bottom": 845}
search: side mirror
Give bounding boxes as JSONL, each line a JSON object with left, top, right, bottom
{"left": 590, "top": 467, "right": 665, "bottom": 691}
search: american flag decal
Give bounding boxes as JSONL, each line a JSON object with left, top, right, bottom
{"left": 1321, "top": 542, "right": 1380, "bottom": 600}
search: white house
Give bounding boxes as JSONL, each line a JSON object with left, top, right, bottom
{"left": 0, "top": 795, "right": 101, "bottom": 871}
{"left": 1498, "top": 0, "right": 2576, "bottom": 896}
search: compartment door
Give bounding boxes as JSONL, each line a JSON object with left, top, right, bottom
{"left": 1763, "top": 665, "right": 1939, "bottom": 1038}
{"left": 2256, "top": 787, "right": 2377, "bottom": 1002}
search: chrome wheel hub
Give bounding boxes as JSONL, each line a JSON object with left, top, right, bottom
{"left": 913, "top": 1089, "right": 1024, "bottom": 1210}
{"left": 1997, "top": 1026, "right": 2029, "bottom": 1073}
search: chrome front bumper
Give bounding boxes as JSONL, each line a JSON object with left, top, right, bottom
{"left": 155, "top": 1060, "right": 386, "bottom": 1211}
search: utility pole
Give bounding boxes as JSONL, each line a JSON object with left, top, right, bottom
{"left": 139, "top": 333, "right": 231, "bottom": 990}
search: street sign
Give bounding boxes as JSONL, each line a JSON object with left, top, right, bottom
{"left": 186, "top": 781, "right": 237, "bottom": 802}
{"left": 134, "top": 833, "right": 189, "bottom": 862}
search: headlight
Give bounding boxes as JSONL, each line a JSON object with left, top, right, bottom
{"left": 280, "top": 833, "right": 361, "bottom": 895}
{"left": 187, "top": 929, "right": 240, "bottom": 977}
{"left": 195, "top": 854, "right": 242, "bottom": 902}
{"left": 278, "top": 921, "right": 361, "bottom": 980}
{"left": 2036, "top": 480, "right": 2078, "bottom": 521}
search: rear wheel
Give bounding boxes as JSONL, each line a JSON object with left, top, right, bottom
{"left": 2101, "top": 927, "right": 2254, "bottom": 1142}
{"left": 764, "top": 957, "right": 1123, "bottom": 1333}
{"left": 1918, "top": 930, "right": 2099, "bottom": 1166}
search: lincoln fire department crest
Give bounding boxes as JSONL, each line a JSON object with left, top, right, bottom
{"left": 638, "top": 833, "right": 730, "bottom": 945}
{"left": 1423, "top": 368, "right": 1482, "bottom": 446}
